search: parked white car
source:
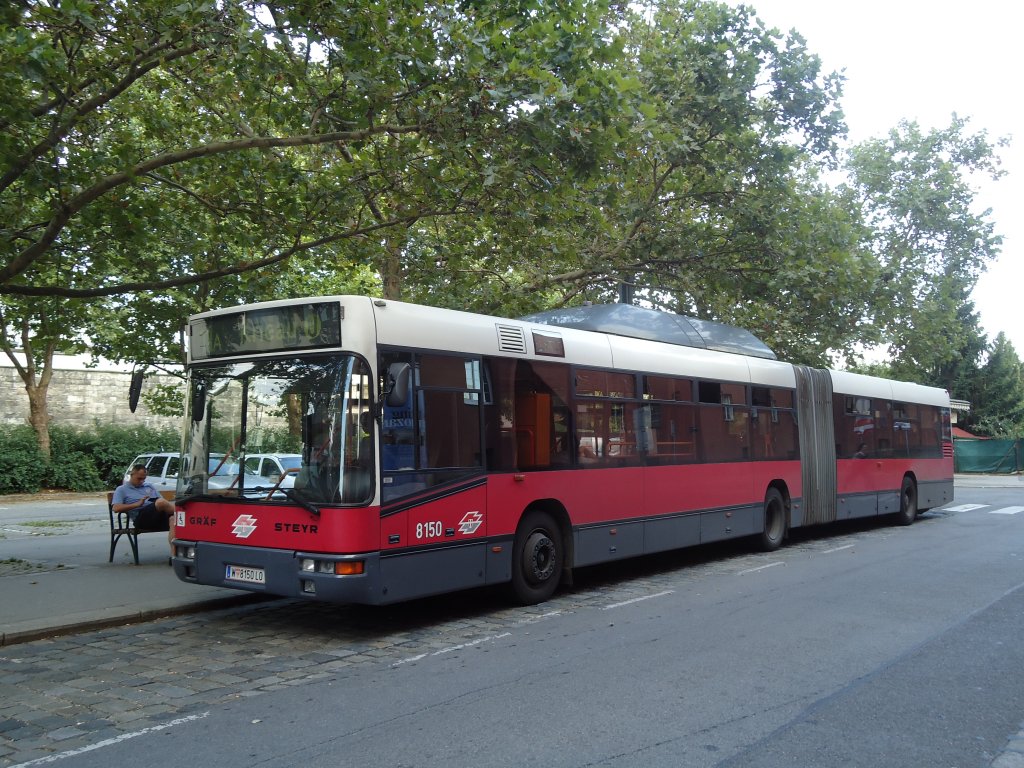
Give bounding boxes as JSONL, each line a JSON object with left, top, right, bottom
{"left": 243, "top": 453, "right": 303, "bottom": 489}
{"left": 124, "top": 452, "right": 275, "bottom": 496}
{"left": 123, "top": 452, "right": 180, "bottom": 492}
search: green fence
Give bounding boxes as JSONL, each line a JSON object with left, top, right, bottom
{"left": 954, "top": 439, "right": 1024, "bottom": 474}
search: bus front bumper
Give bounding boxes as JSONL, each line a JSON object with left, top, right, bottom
{"left": 172, "top": 540, "right": 382, "bottom": 604}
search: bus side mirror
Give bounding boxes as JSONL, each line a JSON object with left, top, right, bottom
{"left": 383, "top": 362, "right": 412, "bottom": 408}
{"left": 192, "top": 382, "right": 207, "bottom": 423}
{"left": 128, "top": 370, "right": 144, "bottom": 413}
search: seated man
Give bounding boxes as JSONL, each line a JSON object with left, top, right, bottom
{"left": 112, "top": 464, "right": 176, "bottom": 560}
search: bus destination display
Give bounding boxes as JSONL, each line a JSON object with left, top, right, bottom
{"left": 191, "top": 302, "right": 342, "bottom": 359}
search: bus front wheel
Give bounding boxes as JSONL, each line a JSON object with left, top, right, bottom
{"left": 894, "top": 477, "right": 918, "bottom": 526}
{"left": 758, "top": 488, "right": 786, "bottom": 551}
{"left": 509, "top": 510, "right": 562, "bottom": 605}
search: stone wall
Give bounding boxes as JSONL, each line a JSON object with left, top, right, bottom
{"left": 1, "top": 355, "right": 183, "bottom": 433}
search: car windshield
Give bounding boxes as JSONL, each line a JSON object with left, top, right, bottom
{"left": 279, "top": 456, "right": 302, "bottom": 470}
{"left": 179, "top": 355, "right": 375, "bottom": 503}
{"left": 207, "top": 460, "right": 257, "bottom": 477}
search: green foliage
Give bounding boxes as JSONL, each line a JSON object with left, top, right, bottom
{"left": 47, "top": 423, "right": 181, "bottom": 488}
{"left": 844, "top": 117, "right": 1005, "bottom": 381}
{"left": 961, "top": 334, "right": 1024, "bottom": 437}
{"left": 247, "top": 426, "right": 302, "bottom": 454}
{"left": 0, "top": 425, "right": 46, "bottom": 494}
{"left": 140, "top": 381, "right": 186, "bottom": 418}
{"left": 44, "top": 451, "right": 104, "bottom": 492}
{"left": 0, "top": 0, "right": 1017, "bottom": 449}
{"left": 847, "top": 361, "right": 897, "bottom": 381}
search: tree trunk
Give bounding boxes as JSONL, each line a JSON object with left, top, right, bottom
{"left": 286, "top": 393, "right": 302, "bottom": 440}
{"left": 1, "top": 315, "right": 57, "bottom": 460}
{"left": 379, "top": 227, "right": 409, "bottom": 300}
{"left": 25, "top": 378, "right": 52, "bottom": 459}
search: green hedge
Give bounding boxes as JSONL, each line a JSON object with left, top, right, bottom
{"left": 0, "top": 426, "right": 45, "bottom": 494}
{"left": 0, "top": 424, "right": 181, "bottom": 495}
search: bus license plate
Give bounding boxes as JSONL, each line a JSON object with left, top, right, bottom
{"left": 225, "top": 564, "right": 265, "bottom": 584}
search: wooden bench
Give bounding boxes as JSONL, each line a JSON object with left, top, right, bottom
{"left": 107, "top": 489, "right": 175, "bottom": 565}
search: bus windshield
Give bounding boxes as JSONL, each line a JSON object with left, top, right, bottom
{"left": 179, "top": 355, "right": 374, "bottom": 505}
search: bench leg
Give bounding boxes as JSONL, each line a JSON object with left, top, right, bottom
{"left": 109, "top": 532, "right": 119, "bottom": 563}
{"left": 128, "top": 531, "right": 140, "bottom": 565}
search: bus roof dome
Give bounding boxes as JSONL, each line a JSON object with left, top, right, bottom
{"left": 520, "top": 304, "right": 777, "bottom": 360}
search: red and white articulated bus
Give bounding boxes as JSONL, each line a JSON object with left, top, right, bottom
{"left": 170, "top": 296, "right": 953, "bottom": 605}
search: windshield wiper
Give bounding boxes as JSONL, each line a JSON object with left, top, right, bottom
{"left": 282, "top": 488, "right": 321, "bottom": 517}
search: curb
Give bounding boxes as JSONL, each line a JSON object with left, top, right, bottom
{"left": 0, "top": 593, "right": 277, "bottom": 647}
{"left": 0, "top": 491, "right": 107, "bottom": 504}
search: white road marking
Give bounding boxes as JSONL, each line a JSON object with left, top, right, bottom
{"left": 513, "top": 610, "right": 563, "bottom": 625}
{"left": 392, "top": 632, "right": 512, "bottom": 666}
{"left": 989, "top": 506, "right": 1024, "bottom": 515}
{"left": 823, "top": 544, "right": 855, "bottom": 554}
{"left": 944, "top": 504, "right": 989, "bottom": 512}
{"left": 737, "top": 561, "right": 785, "bottom": 576}
{"left": 602, "top": 590, "right": 675, "bottom": 610}
{"left": 8, "top": 712, "right": 210, "bottom": 767}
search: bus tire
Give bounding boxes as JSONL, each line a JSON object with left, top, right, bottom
{"left": 758, "top": 488, "right": 786, "bottom": 551}
{"left": 509, "top": 510, "right": 562, "bottom": 605}
{"left": 894, "top": 476, "right": 918, "bottom": 526}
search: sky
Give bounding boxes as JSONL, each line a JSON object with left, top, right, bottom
{"left": 731, "top": 0, "right": 1023, "bottom": 357}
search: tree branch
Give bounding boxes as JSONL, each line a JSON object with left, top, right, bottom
{"left": 0, "top": 124, "right": 423, "bottom": 285}
{"left": 0, "top": 38, "right": 206, "bottom": 195}
{"left": 0, "top": 204, "right": 467, "bottom": 297}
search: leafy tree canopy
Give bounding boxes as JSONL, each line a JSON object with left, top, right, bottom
{"left": 843, "top": 117, "right": 1005, "bottom": 381}
{"left": 1, "top": 0, "right": 1016, "bottom": 453}
{"left": 961, "top": 333, "right": 1024, "bottom": 437}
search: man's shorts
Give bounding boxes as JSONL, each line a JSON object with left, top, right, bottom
{"left": 133, "top": 502, "right": 169, "bottom": 531}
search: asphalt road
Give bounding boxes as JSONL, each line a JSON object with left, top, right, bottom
{"left": 4, "top": 484, "right": 1022, "bottom": 768}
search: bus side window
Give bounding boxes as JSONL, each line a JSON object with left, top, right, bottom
{"left": 380, "top": 352, "right": 416, "bottom": 472}
{"left": 417, "top": 354, "right": 483, "bottom": 470}
{"left": 513, "top": 360, "right": 570, "bottom": 469}
{"left": 698, "top": 382, "right": 748, "bottom": 462}
{"left": 483, "top": 357, "right": 517, "bottom": 471}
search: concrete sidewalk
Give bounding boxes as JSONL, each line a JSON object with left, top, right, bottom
{"left": 1, "top": 474, "right": 1021, "bottom": 646}
{"left": 0, "top": 557, "right": 266, "bottom": 647}
{"left": 952, "top": 472, "right": 1024, "bottom": 488}
{"left": 0, "top": 497, "right": 270, "bottom": 646}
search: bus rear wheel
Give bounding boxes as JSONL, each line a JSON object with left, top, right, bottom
{"left": 894, "top": 476, "right": 918, "bottom": 526}
{"left": 509, "top": 510, "right": 562, "bottom": 605}
{"left": 758, "top": 488, "right": 786, "bottom": 551}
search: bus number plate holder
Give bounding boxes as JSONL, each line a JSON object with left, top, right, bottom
{"left": 225, "top": 564, "right": 265, "bottom": 584}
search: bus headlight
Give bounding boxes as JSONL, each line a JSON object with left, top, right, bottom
{"left": 300, "top": 558, "right": 365, "bottom": 575}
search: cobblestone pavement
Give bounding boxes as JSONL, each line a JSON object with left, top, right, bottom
{"left": 0, "top": 515, "right": 958, "bottom": 767}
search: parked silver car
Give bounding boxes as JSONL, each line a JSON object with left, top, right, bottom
{"left": 243, "top": 453, "right": 302, "bottom": 489}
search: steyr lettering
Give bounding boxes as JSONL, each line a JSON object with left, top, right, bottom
{"left": 274, "top": 523, "right": 319, "bottom": 534}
